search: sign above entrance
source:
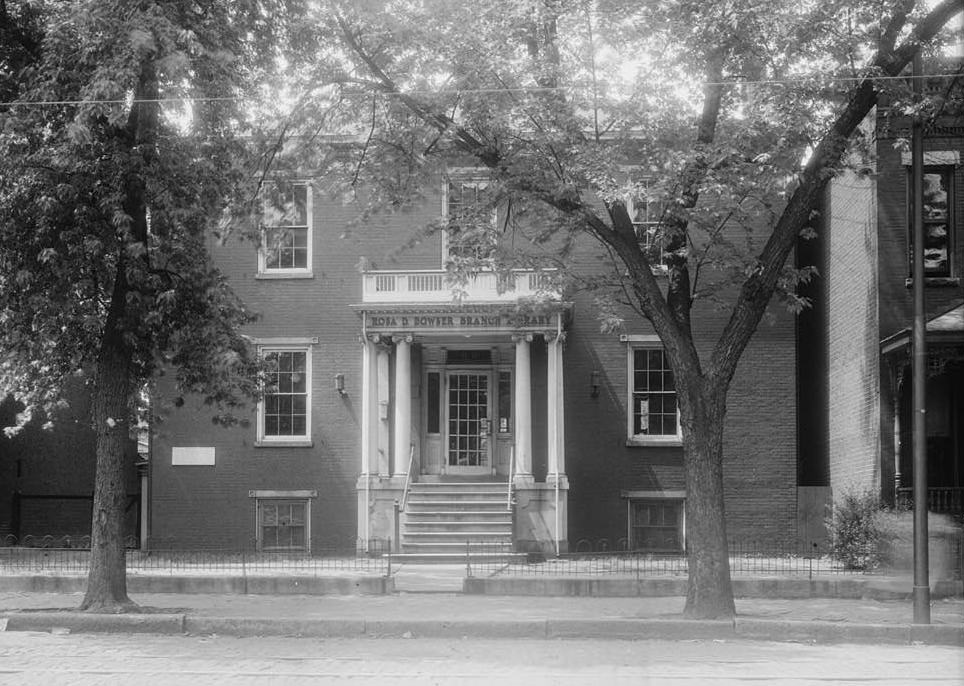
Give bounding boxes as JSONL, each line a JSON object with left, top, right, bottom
{"left": 361, "top": 306, "right": 568, "bottom": 335}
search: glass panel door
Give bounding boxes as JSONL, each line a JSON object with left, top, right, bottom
{"left": 446, "top": 372, "right": 491, "bottom": 472}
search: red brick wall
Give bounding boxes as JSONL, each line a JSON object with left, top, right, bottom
{"left": 151, "top": 178, "right": 799, "bottom": 551}
{"left": 0, "top": 378, "right": 139, "bottom": 540}
{"left": 824, "top": 173, "right": 881, "bottom": 497}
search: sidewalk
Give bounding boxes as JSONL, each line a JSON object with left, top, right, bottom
{"left": 1, "top": 566, "right": 962, "bottom": 646}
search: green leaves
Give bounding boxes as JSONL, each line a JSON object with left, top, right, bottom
{"left": 0, "top": 0, "right": 294, "bottom": 426}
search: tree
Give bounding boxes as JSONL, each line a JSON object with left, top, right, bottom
{"left": 296, "top": 0, "right": 962, "bottom": 618}
{"left": 0, "top": 0, "right": 302, "bottom": 611}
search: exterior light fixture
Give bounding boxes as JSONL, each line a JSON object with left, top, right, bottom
{"left": 590, "top": 370, "right": 600, "bottom": 398}
{"left": 334, "top": 373, "right": 346, "bottom": 396}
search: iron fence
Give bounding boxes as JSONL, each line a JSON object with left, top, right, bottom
{"left": 0, "top": 537, "right": 392, "bottom": 576}
{"left": 463, "top": 536, "right": 964, "bottom": 580}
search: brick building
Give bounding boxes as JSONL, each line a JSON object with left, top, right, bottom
{"left": 147, "top": 169, "right": 800, "bottom": 556}
{"left": 800, "top": 78, "right": 964, "bottom": 518}
{"left": 0, "top": 379, "right": 142, "bottom": 545}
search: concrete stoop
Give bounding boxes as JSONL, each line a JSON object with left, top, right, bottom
{"left": 401, "top": 482, "right": 513, "bottom": 556}
{"left": 2, "top": 612, "right": 961, "bottom": 646}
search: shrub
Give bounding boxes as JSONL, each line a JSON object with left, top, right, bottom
{"left": 827, "top": 489, "right": 884, "bottom": 570}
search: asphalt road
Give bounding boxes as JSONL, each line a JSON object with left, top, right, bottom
{"left": 0, "top": 632, "right": 961, "bottom": 685}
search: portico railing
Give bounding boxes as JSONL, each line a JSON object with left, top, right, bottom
{"left": 362, "top": 269, "right": 559, "bottom": 304}
{"left": 896, "top": 487, "right": 964, "bottom": 514}
{"left": 506, "top": 445, "right": 515, "bottom": 512}
{"left": 400, "top": 444, "right": 416, "bottom": 512}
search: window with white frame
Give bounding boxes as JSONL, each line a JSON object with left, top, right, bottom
{"left": 259, "top": 347, "right": 311, "bottom": 443}
{"left": 259, "top": 181, "right": 312, "bottom": 275}
{"left": 628, "top": 497, "right": 684, "bottom": 552}
{"left": 445, "top": 176, "right": 498, "bottom": 262}
{"left": 257, "top": 498, "right": 308, "bottom": 552}
{"left": 626, "top": 178, "right": 669, "bottom": 269}
{"left": 625, "top": 336, "right": 680, "bottom": 443}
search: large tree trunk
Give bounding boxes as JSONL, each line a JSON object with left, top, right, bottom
{"left": 680, "top": 381, "right": 735, "bottom": 619}
{"left": 78, "top": 59, "right": 157, "bottom": 613}
{"left": 80, "top": 285, "right": 136, "bottom": 612}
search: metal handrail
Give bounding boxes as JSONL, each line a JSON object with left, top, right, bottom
{"left": 506, "top": 445, "right": 515, "bottom": 511}
{"left": 400, "top": 444, "right": 416, "bottom": 511}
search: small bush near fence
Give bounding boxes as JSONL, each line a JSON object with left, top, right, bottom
{"left": 827, "top": 489, "right": 886, "bottom": 570}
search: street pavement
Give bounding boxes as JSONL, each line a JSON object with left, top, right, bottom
{"left": 0, "top": 564, "right": 962, "bottom": 646}
{"left": 1, "top": 632, "right": 961, "bottom": 685}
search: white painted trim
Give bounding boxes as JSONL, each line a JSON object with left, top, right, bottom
{"left": 623, "top": 336, "right": 682, "bottom": 443}
{"left": 620, "top": 490, "right": 686, "bottom": 499}
{"left": 251, "top": 337, "right": 318, "bottom": 345}
{"left": 255, "top": 271, "right": 314, "bottom": 280}
{"left": 171, "top": 447, "right": 215, "bottom": 466}
{"left": 248, "top": 489, "right": 318, "bottom": 498}
{"left": 256, "top": 344, "right": 313, "bottom": 444}
{"left": 441, "top": 171, "right": 498, "bottom": 265}
{"left": 257, "top": 180, "right": 313, "bottom": 276}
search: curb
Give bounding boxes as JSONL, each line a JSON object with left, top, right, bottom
{"left": 2, "top": 611, "right": 185, "bottom": 635}
{"left": 463, "top": 576, "right": 964, "bottom": 600}
{"left": 1, "top": 575, "right": 958, "bottom": 599}
{"left": 3, "top": 612, "right": 962, "bottom": 646}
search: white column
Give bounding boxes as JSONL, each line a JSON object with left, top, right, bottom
{"left": 546, "top": 330, "right": 566, "bottom": 478}
{"left": 393, "top": 335, "right": 413, "bottom": 477}
{"left": 376, "top": 342, "right": 391, "bottom": 476}
{"left": 513, "top": 333, "right": 533, "bottom": 476}
{"left": 360, "top": 336, "right": 375, "bottom": 477}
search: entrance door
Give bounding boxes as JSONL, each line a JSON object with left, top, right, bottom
{"left": 445, "top": 371, "right": 492, "bottom": 474}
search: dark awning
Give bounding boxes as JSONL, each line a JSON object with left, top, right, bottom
{"left": 881, "top": 304, "right": 964, "bottom": 355}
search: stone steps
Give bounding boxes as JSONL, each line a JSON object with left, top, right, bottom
{"left": 401, "top": 481, "right": 513, "bottom": 555}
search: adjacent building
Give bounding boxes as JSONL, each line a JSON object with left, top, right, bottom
{"left": 801, "top": 78, "right": 964, "bottom": 519}
{"left": 0, "top": 380, "right": 143, "bottom": 545}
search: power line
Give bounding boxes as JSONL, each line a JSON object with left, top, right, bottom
{"left": 0, "top": 72, "right": 959, "bottom": 108}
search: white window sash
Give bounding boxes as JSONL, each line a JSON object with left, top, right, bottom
{"left": 257, "top": 345, "right": 312, "bottom": 444}
{"left": 258, "top": 180, "right": 313, "bottom": 275}
{"left": 622, "top": 335, "right": 681, "bottom": 444}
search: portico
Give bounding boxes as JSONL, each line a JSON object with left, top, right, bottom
{"left": 354, "top": 270, "right": 570, "bottom": 554}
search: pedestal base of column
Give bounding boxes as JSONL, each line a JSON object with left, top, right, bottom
{"left": 512, "top": 473, "right": 536, "bottom": 488}
{"left": 356, "top": 476, "right": 409, "bottom": 554}
{"left": 511, "top": 481, "right": 568, "bottom": 555}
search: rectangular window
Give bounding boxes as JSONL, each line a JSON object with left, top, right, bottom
{"left": 427, "top": 372, "right": 441, "bottom": 434}
{"left": 909, "top": 167, "right": 955, "bottom": 278}
{"left": 257, "top": 499, "right": 308, "bottom": 552}
{"left": 627, "top": 342, "right": 679, "bottom": 443}
{"left": 259, "top": 348, "right": 310, "bottom": 443}
{"left": 445, "top": 176, "right": 497, "bottom": 262}
{"left": 260, "top": 181, "right": 312, "bottom": 275}
{"left": 626, "top": 178, "right": 669, "bottom": 269}
{"left": 630, "top": 498, "right": 684, "bottom": 552}
{"left": 498, "top": 371, "right": 512, "bottom": 433}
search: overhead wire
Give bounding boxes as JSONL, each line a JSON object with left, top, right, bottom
{"left": 0, "top": 72, "right": 960, "bottom": 108}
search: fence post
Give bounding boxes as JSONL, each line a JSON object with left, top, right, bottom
{"left": 393, "top": 500, "right": 400, "bottom": 554}
{"left": 386, "top": 538, "right": 392, "bottom": 578}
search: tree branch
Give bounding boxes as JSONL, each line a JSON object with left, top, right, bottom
{"left": 708, "top": 0, "right": 963, "bottom": 391}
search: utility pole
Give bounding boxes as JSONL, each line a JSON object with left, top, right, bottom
{"left": 910, "top": 49, "right": 930, "bottom": 625}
